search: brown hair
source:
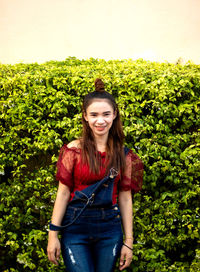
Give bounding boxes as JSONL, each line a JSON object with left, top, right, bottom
{"left": 80, "top": 78, "right": 126, "bottom": 176}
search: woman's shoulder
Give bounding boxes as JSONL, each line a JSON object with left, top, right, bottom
{"left": 58, "top": 140, "right": 81, "bottom": 161}
{"left": 59, "top": 139, "right": 81, "bottom": 155}
{"left": 124, "top": 147, "right": 143, "bottom": 163}
{"left": 67, "top": 139, "right": 81, "bottom": 149}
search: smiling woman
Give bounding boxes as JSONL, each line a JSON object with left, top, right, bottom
{"left": 47, "top": 78, "right": 143, "bottom": 272}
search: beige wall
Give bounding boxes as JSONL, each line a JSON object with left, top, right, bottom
{"left": 0, "top": 0, "right": 200, "bottom": 64}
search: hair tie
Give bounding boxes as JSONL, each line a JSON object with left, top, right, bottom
{"left": 123, "top": 243, "right": 133, "bottom": 251}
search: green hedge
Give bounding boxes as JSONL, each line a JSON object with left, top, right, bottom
{"left": 0, "top": 57, "right": 199, "bottom": 271}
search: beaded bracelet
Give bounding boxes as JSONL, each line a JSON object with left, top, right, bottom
{"left": 123, "top": 243, "right": 133, "bottom": 251}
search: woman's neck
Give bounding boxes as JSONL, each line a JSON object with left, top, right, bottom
{"left": 94, "top": 135, "right": 108, "bottom": 152}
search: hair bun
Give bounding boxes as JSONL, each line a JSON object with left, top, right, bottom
{"left": 95, "top": 78, "right": 105, "bottom": 92}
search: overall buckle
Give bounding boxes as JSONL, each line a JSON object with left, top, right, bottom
{"left": 88, "top": 193, "right": 95, "bottom": 205}
{"left": 109, "top": 168, "right": 118, "bottom": 178}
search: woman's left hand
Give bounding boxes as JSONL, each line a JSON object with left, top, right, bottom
{"left": 119, "top": 243, "right": 133, "bottom": 270}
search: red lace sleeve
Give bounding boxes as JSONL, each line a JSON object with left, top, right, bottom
{"left": 55, "top": 144, "right": 76, "bottom": 191}
{"left": 119, "top": 149, "right": 143, "bottom": 193}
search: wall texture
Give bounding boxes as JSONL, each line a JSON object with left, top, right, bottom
{"left": 0, "top": 0, "right": 200, "bottom": 64}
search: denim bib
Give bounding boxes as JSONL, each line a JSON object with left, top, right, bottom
{"left": 49, "top": 147, "right": 130, "bottom": 231}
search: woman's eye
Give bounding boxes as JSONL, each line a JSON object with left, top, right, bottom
{"left": 89, "top": 113, "right": 111, "bottom": 117}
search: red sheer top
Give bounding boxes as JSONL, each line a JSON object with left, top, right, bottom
{"left": 56, "top": 144, "right": 143, "bottom": 204}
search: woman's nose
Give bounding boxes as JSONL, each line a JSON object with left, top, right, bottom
{"left": 96, "top": 116, "right": 104, "bottom": 124}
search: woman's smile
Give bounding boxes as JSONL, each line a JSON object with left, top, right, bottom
{"left": 95, "top": 126, "right": 106, "bottom": 131}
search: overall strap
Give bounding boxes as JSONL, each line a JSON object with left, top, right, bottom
{"left": 49, "top": 168, "right": 118, "bottom": 231}
{"left": 124, "top": 146, "right": 130, "bottom": 156}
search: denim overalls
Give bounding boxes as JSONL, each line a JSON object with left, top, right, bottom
{"left": 58, "top": 148, "right": 130, "bottom": 272}
{"left": 61, "top": 203, "right": 123, "bottom": 272}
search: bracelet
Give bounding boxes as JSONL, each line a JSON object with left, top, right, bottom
{"left": 125, "top": 237, "right": 134, "bottom": 240}
{"left": 123, "top": 243, "right": 133, "bottom": 251}
{"left": 49, "top": 222, "right": 62, "bottom": 231}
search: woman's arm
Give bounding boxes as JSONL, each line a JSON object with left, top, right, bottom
{"left": 118, "top": 190, "right": 133, "bottom": 271}
{"left": 47, "top": 181, "right": 71, "bottom": 265}
{"left": 50, "top": 181, "right": 71, "bottom": 226}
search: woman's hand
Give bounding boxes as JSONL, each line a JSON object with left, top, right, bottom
{"left": 47, "top": 232, "right": 61, "bottom": 265}
{"left": 119, "top": 241, "right": 133, "bottom": 271}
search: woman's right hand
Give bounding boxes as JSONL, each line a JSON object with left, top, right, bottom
{"left": 47, "top": 232, "right": 61, "bottom": 265}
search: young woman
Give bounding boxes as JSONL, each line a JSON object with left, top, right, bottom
{"left": 47, "top": 78, "right": 143, "bottom": 272}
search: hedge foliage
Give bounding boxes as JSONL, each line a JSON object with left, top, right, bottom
{"left": 0, "top": 57, "right": 200, "bottom": 272}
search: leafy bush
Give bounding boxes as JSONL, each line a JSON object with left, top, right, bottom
{"left": 0, "top": 57, "right": 199, "bottom": 271}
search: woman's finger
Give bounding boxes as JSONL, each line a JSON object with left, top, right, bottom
{"left": 55, "top": 246, "right": 61, "bottom": 261}
{"left": 119, "top": 251, "right": 126, "bottom": 268}
{"left": 120, "top": 257, "right": 132, "bottom": 270}
{"left": 48, "top": 248, "right": 58, "bottom": 265}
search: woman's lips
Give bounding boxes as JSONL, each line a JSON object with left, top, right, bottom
{"left": 95, "top": 126, "right": 106, "bottom": 131}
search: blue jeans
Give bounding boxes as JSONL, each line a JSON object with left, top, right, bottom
{"left": 61, "top": 204, "right": 123, "bottom": 272}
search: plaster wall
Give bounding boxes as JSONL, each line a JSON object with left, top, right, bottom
{"left": 0, "top": 0, "right": 200, "bottom": 64}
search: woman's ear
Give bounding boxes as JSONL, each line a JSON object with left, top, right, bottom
{"left": 83, "top": 112, "right": 88, "bottom": 121}
{"left": 113, "top": 110, "right": 117, "bottom": 120}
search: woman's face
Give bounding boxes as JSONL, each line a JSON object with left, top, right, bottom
{"left": 84, "top": 99, "right": 116, "bottom": 139}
